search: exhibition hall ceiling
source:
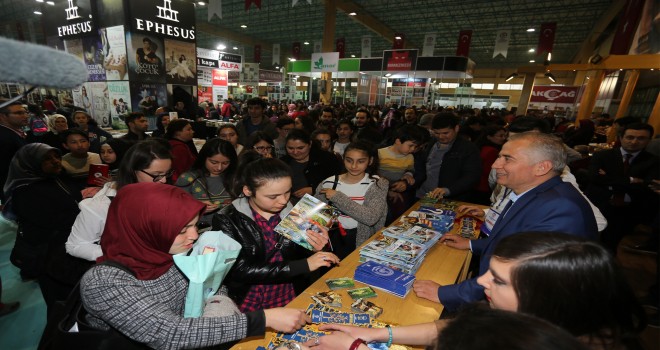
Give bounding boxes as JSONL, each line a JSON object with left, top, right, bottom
{"left": 1, "top": 0, "right": 619, "bottom": 70}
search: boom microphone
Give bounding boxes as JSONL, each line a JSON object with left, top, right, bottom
{"left": 0, "top": 36, "right": 87, "bottom": 89}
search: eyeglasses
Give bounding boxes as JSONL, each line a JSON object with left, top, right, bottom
{"left": 254, "top": 146, "right": 273, "bottom": 152}
{"left": 139, "top": 169, "right": 174, "bottom": 182}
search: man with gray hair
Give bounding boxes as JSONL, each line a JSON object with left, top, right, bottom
{"left": 414, "top": 131, "right": 598, "bottom": 311}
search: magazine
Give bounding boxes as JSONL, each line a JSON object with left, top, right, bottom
{"left": 274, "top": 194, "right": 336, "bottom": 250}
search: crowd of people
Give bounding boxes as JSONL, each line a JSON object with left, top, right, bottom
{"left": 0, "top": 94, "right": 658, "bottom": 349}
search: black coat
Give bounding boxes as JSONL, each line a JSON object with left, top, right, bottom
{"left": 212, "top": 198, "right": 313, "bottom": 305}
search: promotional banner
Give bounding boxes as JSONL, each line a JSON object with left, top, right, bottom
{"left": 128, "top": 0, "right": 196, "bottom": 42}
{"left": 212, "top": 69, "right": 228, "bottom": 87}
{"left": 361, "top": 36, "right": 371, "bottom": 58}
{"left": 292, "top": 42, "right": 301, "bottom": 60}
{"left": 382, "top": 49, "right": 418, "bottom": 71}
{"left": 89, "top": 82, "right": 111, "bottom": 127}
{"left": 83, "top": 34, "right": 107, "bottom": 81}
{"left": 530, "top": 86, "right": 578, "bottom": 103}
{"left": 422, "top": 33, "right": 436, "bottom": 56}
{"left": 311, "top": 52, "right": 339, "bottom": 72}
{"left": 456, "top": 30, "right": 473, "bottom": 57}
{"left": 164, "top": 39, "right": 196, "bottom": 85}
{"left": 198, "top": 68, "right": 213, "bottom": 86}
{"left": 64, "top": 38, "right": 84, "bottom": 61}
{"left": 107, "top": 81, "right": 131, "bottom": 122}
{"left": 272, "top": 43, "right": 281, "bottom": 65}
{"left": 259, "top": 69, "right": 283, "bottom": 82}
{"left": 127, "top": 32, "right": 165, "bottom": 83}
{"left": 537, "top": 22, "right": 557, "bottom": 57}
{"left": 610, "top": 0, "right": 644, "bottom": 55}
{"left": 242, "top": 62, "right": 259, "bottom": 85}
{"left": 101, "top": 25, "right": 129, "bottom": 80}
{"left": 198, "top": 86, "right": 213, "bottom": 104}
{"left": 336, "top": 38, "right": 346, "bottom": 58}
{"left": 212, "top": 86, "right": 229, "bottom": 104}
{"left": 493, "top": 29, "right": 511, "bottom": 58}
{"left": 254, "top": 44, "right": 261, "bottom": 63}
{"left": 393, "top": 34, "right": 405, "bottom": 49}
{"left": 43, "top": 0, "right": 95, "bottom": 39}
{"left": 130, "top": 82, "right": 167, "bottom": 116}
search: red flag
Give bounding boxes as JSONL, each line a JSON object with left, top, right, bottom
{"left": 610, "top": 0, "right": 644, "bottom": 55}
{"left": 292, "top": 42, "right": 301, "bottom": 60}
{"left": 254, "top": 44, "right": 261, "bottom": 63}
{"left": 537, "top": 22, "right": 556, "bottom": 56}
{"left": 245, "top": 0, "right": 261, "bottom": 11}
{"left": 336, "top": 37, "right": 345, "bottom": 58}
{"left": 456, "top": 30, "right": 472, "bottom": 57}
{"left": 393, "top": 33, "right": 405, "bottom": 49}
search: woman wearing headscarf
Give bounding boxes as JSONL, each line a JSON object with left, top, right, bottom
{"left": 3, "top": 143, "right": 84, "bottom": 314}
{"left": 80, "top": 183, "right": 309, "bottom": 349}
{"left": 41, "top": 113, "right": 69, "bottom": 154}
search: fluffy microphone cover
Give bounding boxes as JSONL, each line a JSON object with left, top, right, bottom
{"left": 0, "top": 37, "right": 88, "bottom": 89}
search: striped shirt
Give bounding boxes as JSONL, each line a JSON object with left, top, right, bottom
{"left": 320, "top": 174, "right": 376, "bottom": 229}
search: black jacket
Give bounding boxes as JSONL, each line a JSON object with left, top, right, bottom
{"left": 212, "top": 197, "right": 313, "bottom": 305}
{"left": 280, "top": 147, "right": 341, "bottom": 195}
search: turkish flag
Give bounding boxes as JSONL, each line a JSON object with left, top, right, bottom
{"left": 610, "top": 0, "right": 644, "bottom": 55}
{"left": 537, "top": 22, "right": 556, "bottom": 56}
{"left": 393, "top": 33, "right": 405, "bottom": 49}
{"left": 292, "top": 42, "right": 301, "bottom": 60}
{"left": 254, "top": 44, "right": 261, "bottom": 63}
{"left": 245, "top": 0, "right": 261, "bottom": 11}
{"left": 456, "top": 30, "right": 472, "bottom": 57}
{"left": 336, "top": 37, "right": 345, "bottom": 58}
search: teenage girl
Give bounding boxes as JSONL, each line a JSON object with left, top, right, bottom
{"left": 315, "top": 141, "right": 388, "bottom": 259}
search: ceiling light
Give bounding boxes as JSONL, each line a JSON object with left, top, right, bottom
{"left": 217, "top": 44, "right": 226, "bottom": 50}
{"left": 528, "top": 48, "right": 535, "bottom": 52}
{"left": 36, "top": 0, "right": 43, "bottom": 2}
{"left": 394, "top": 36, "right": 402, "bottom": 40}
{"left": 240, "top": 25, "right": 247, "bottom": 28}
{"left": 303, "top": 41, "right": 309, "bottom": 45}
{"left": 289, "top": 58, "right": 296, "bottom": 62}
{"left": 34, "top": 10, "right": 42, "bottom": 14}
{"left": 547, "top": 53, "right": 552, "bottom": 61}
{"left": 349, "top": 12, "right": 357, "bottom": 16}
{"left": 527, "top": 28, "right": 535, "bottom": 32}
{"left": 46, "top": 0, "right": 54, "bottom": 4}
{"left": 529, "top": 59, "right": 535, "bottom": 63}
{"left": 652, "top": 69, "right": 655, "bottom": 71}
{"left": 545, "top": 72, "right": 556, "bottom": 82}
{"left": 505, "top": 73, "right": 518, "bottom": 82}
{"left": 232, "top": 46, "right": 238, "bottom": 50}
{"left": 586, "top": 76, "right": 590, "bottom": 79}
{"left": 619, "top": 69, "right": 623, "bottom": 71}
{"left": 351, "top": 54, "right": 355, "bottom": 58}
{"left": 197, "top": 1, "right": 206, "bottom": 5}
{"left": 385, "top": 73, "right": 392, "bottom": 77}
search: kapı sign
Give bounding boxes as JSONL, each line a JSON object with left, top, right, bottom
{"left": 311, "top": 52, "right": 339, "bottom": 72}
{"left": 131, "top": 0, "right": 195, "bottom": 41}
{"left": 530, "top": 86, "right": 579, "bottom": 104}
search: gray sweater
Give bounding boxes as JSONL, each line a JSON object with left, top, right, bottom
{"left": 315, "top": 176, "right": 389, "bottom": 246}
{"left": 80, "top": 265, "right": 265, "bottom": 349}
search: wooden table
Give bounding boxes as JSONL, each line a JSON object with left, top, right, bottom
{"left": 231, "top": 201, "right": 483, "bottom": 349}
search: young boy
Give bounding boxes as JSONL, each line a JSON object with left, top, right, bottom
{"left": 274, "top": 117, "right": 294, "bottom": 158}
{"left": 61, "top": 129, "right": 102, "bottom": 184}
{"left": 333, "top": 119, "right": 354, "bottom": 156}
{"left": 378, "top": 125, "right": 425, "bottom": 224}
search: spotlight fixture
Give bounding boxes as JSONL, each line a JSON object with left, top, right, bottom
{"left": 303, "top": 41, "right": 309, "bottom": 45}
{"left": 529, "top": 59, "right": 535, "bottom": 63}
{"left": 36, "top": 0, "right": 44, "bottom": 2}
{"left": 505, "top": 73, "right": 518, "bottom": 82}
{"left": 384, "top": 73, "right": 392, "bottom": 77}
{"left": 349, "top": 12, "right": 357, "bottom": 16}
{"left": 197, "top": 1, "right": 206, "bottom": 5}
{"left": 34, "top": 10, "right": 42, "bottom": 14}
{"left": 289, "top": 58, "right": 296, "bottom": 62}
{"left": 351, "top": 54, "right": 355, "bottom": 58}
{"left": 232, "top": 46, "right": 238, "bottom": 50}
{"left": 240, "top": 25, "right": 247, "bottom": 28}
{"left": 46, "top": 0, "right": 54, "bottom": 4}
{"left": 394, "top": 36, "right": 402, "bottom": 40}
{"left": 547, "top": 52, "right": 552, "bottom": 61}
{"left": 528, "top": 48, "right": 535, "bottom": 52}
{"left": 217, "top": 44, "right": 226, "bottom": 50}
{"left": 526, "top": 28, "right": 535, "bottom": 32}
{"left": 545, "top": 72, "right": 556, "bottom": 82}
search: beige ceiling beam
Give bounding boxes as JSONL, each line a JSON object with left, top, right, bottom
{"left": 332, "top": 0, "right": 412, "bottom": 49}
{"left": 572, "top": 1, "right": 625, "bottom": 64}
{"left": 517, "top": 54, "right": 659, "bottom": 73}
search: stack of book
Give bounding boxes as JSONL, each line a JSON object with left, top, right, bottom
{"left": 359, "top": 235, "right": 428, "bottom": 274}
{"left": 401, "top": 208, "right": 456, "bottom": 233}
{"left": 354, "top": 261, "right": 416, "bottom": 298}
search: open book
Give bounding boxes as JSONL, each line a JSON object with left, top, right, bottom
{"left": 274, "top": 194, "right": 336, "bottom": 250}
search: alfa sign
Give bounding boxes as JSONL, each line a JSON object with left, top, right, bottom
{"left": 196, "top": 48, "right": 243, "bottom": 71}
{"left": 311, "top": 52, "right": 339, "bottom": 72}
{"left": 530, "top": 86, "right": 579, "bottom": 103}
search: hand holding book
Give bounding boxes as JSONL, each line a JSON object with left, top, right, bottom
{"left": 307, "top": 251, "right": 340, "bottom": 271}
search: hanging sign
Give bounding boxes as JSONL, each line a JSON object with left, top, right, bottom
{"left": 128, "top": 0, "right": 196, "bottom": 42}
{"left": 311, "top": 52, "right": 339, "bottom": 72}
{"left": 382, "top": 49, "right": 418, "bottom": 71}
{"left": 43, "top": 0, "right": 95, "bottom": 39}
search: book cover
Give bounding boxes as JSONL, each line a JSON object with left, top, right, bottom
{"left": 274, "top": 194, "right": 335, "bottom": 251}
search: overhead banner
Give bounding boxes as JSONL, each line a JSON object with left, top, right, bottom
{"left": 456, "top": 30, "right": 472, "bottom": 57}
{"left": 422, "top": 33, "right": 436, "bottom": 56}
{"left": 196, "top": 48, "right": 242, "bottom": 71}
{"left": 361, "top": 36, "right": 371, "bottom": 58}
{"left": 336, "top": 37, "right": 345, "bottom": 58}
{"left": 382, "top": 49, "right": 418, "bottom": 71}
{"left": 43, "top": 0, "right": 95, "bottom": 39}
{"left": 101, "top": 25, "right": 129, "bottom": 81}
{"left": 259, "top": 69, "right": 283, "bottom": 82}
{"left": 128, "top": 0, "right": 196, "bottom": 42}
{"left": 272, "top": 43, "right": 281, "bottom": 65}
{"left": 493, "top": 29, "right": 511, "bottom": 58}
{"left": 610, "top": 0, "right": 644, "bottom": 55}
{"left": 537, "top": 22, "right": 557, "bottom": 57}
{"left": 530, "top": 86, "right": 578, "bottom": 104}
{"left": 208, "top": 0, "right": 222, "bottom": 21}
{"left": 311, "top": 52, "right": 339, "bottom": 72}
{"left": 313, "top": 40, "right": 322, "bottom": 54}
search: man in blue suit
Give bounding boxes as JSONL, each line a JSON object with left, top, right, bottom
{"left": 413, "top": 132, "right": 598, "bottom": 311}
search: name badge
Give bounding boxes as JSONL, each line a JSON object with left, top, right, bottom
{"left": 481, "top": 208, "right": 501, "bottom": 237}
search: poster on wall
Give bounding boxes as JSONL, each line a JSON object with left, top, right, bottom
{"left": 82, "top": 34, "right": 107, "bottom": 81}
{"left": 198, "top": 86, "right": 213, "bottom": 104}
{"left": 164, "top": 39, "right": 196, "bottom": 85}
{"left": 88, "top": 82, "right": 111, "bottom": 126}
{"left": 212, "top": 86, "right": 228, "bottom": 104}
{"left": 101, "top": 25, "right": 129, "bottom": 81}
{"left": 107, "top": 81, "right": 131, "bottom": 123}
{"left": 198, "top": 68, "right": 213, "bottom": 86}
{"left": 130, "top": 82, "right": 167, "bottom": 117}
{"left": 64, "top": 38, "right": 84, "bottom": 61}
{"left": 127, "top": 32, "right": 165, "bottom": 83}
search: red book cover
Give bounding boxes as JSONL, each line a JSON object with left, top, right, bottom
{"left": 87, "top": 164, "right": 109, "bottom": 186}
